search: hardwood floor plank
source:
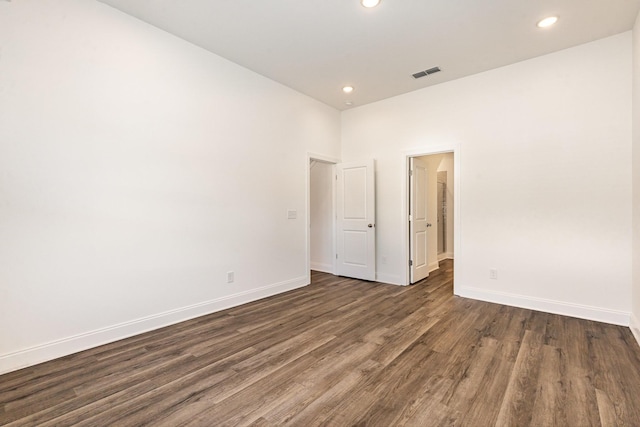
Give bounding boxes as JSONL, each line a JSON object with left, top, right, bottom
{"left": 588, "top": 323, "right": 640, "bottom": 424}
{"left": 153, "top": 355, "right": 320, "bottom": 426}
{"left": 457, "top": 348, "right": 515, "bottom": 426}
{"left": 350, "top": 344, "right": 444, "bottom": 426}
{"left": 442, "top": 337, "right": 500, "bottom": 412}
{"left": 545, "top": 315, "right": 593, "bottom": 370}
{"left": 529, "top": 345, "right": 568, "bottom": 427}
{"left": 281, "top": 359, "right": 382, "bottom": 426}
{"left": 4, "top": 352, "right": 196, "bottom": 426}
{"left": 389, "top": 374, "right": 457, "bottom": 426}
{"left": 370, "top": 311, "right": 441, "bottom": 367}
{"left": 495, "top": 329, "right": 545, "bottom": 426}
{"left": 595, "top": 388, "right": 619, "bottom": 427}
{"left": 3, "top": 343, "right": 190, "bottom": 418}
{"left": 62, "top": 347, "right": 257, "bottom": 426}
{"left": 245, "top": 417, "right": 275, "bottom": 427}
{"left": 559, "top": 364, "right": 600, "bottom": 427}
{"left": 139, "top": 336, "right": 335, "bottom": 426}
{"left": 26, "top": 381, "right": 158, "bottom": 427}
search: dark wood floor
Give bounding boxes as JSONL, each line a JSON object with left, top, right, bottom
{"left": 2, "top": 260, "right": 640, "bottom": 426}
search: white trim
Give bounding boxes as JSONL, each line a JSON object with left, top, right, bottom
{"left": 457, "top": 286, "right": 630, "bottom": 326}
{"left": 402, "top": 144, "right": 461, "bottom": 291}
{"left": 307, "top": 152, "right": 341, "bottom": 164}
{"left": 631, "top": 313, "right": 640, "bottom": 348}
{"left": 403, "top": 145, "right": 457, "bottom": 158}
{"left": 310, "top": 262, "right": 334, "bottom": 273}
{"left": 0, "top": 276, "right": 308, "bottom": 375}
{"left": 331, "top": 163, "right": 337, "bottom": 275}
{"left": 438, "top": 252, "right": 454, "bottom": 261}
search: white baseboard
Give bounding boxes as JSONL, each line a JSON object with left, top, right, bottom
{"left": 310, "top": 261, "right": 333, "bottom": 274}
{"left": 631, "top": 313, "right": 640, "bottom": 348}
{"left": 457, "top": 286, "right": 630, "bottom": 326}
{"left": 437, "top": 252, "right": 454, "bottom": 261}
{"left": 0, "top": 276, "right": 309, "bottom": 375}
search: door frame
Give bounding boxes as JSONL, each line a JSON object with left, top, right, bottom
{"left": 306, "top": 152, "right": 340, "bottom": 283}
{"left": 402, "top": 144, "right": 461, "bottom": 291}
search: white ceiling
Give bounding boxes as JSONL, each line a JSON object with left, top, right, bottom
{"left": 97, "top": 0, "right": 640, "bottom": 110}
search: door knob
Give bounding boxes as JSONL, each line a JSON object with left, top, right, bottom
{"left": 426, "top": 223, "right": 432, "bottom": 227}
{"left": 368, "top": 224, "right": 374, "bottom": 228}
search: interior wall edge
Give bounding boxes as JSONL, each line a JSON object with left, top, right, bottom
{"left": 631, "top": 313, "right": 640, "bottom": 348}
{"left": 0, "top": 275, "right": 308, "bottom": 375}
{"left": 457, "top": 286, "right": 631, "bottom": 327}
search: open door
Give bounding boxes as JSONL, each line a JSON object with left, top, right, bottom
{"left": 336, "top": 159, "right": 375, "bottom": 281}
{"left": 410, "top": 157, "right": 430, "bottom": 283}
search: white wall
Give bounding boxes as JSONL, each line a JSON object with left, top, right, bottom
{"left": 0, "top": 0, "right": 340, "bottom": 374}
{"left": 632, "top": 11, "right": 640, "bottom": 344}
{"left": 342, "top": 33, "right": 632, "bottom": 324}
{"left": 437, "top": 153, "right": 455, "bottom": 259}
{"left": 310, "top": 161, "right": 334, "bottom": 273}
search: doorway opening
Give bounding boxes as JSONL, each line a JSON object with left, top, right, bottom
{"left": 308, "top": 155, "right": 338, "bottom": 277}
{"left": 405, "top": 147, "right": 458, "bottom": 289}
{"left": 307, "top": 154, "right": 377, "bottom": 283}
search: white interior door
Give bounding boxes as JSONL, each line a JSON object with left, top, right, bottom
{"left": 410, "top": 157, "right": 430, "bottom": 283}
{"left": 336, "top": 159, "right": 375, "bottom": 281}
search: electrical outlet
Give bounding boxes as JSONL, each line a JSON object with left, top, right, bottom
{"left": 489, "top": 269, "right": 498, "bottom": 280}
{"left": 287, "top": 210, "right": 297, "bottom": 219}
{"left": 227, "top": 271, "right": 235, "bottom": 283}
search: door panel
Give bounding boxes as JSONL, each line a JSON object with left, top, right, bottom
{"left": 343, "top": 168, "right": 367, "bottom": 219}
{"left": 343, "top": 231, "right": 367, "bottom": 266}
{"left": 337, "top": 160, "right": 375, "bottom": 281}
{"left": 410, "top": 157, "right": 430, "bottom": 283}
{"left": 415, "top": 230, "right": 427, "bottom": 269}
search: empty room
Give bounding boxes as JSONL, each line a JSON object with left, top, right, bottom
{"left": 2, "top": 0, "right": 640, "bottom": 425}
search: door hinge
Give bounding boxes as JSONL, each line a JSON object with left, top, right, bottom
{"left": 409, "top": 260, "right": 413, "bottom": 266}
{"left": 409, "top": 170, "right": 413, "bottom": 176}
{"left": 336, "top": 253, "right": 338, "bottom": 259}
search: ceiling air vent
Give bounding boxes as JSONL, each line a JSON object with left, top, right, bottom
{"left": 412, "top": 66, "right": 441, "bottom": 79}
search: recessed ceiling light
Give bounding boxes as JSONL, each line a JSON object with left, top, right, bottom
{"left": 343, "top": 86, "right": 354, "bottom": 94}
{"left": 345, "top": 101, "right": 354, "bottom": 106}
{"left": 361, "top": 0, "right": 380, "bottom": 8}
{"left": 537, "top": 16, "right": 558, "bottom": 28}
